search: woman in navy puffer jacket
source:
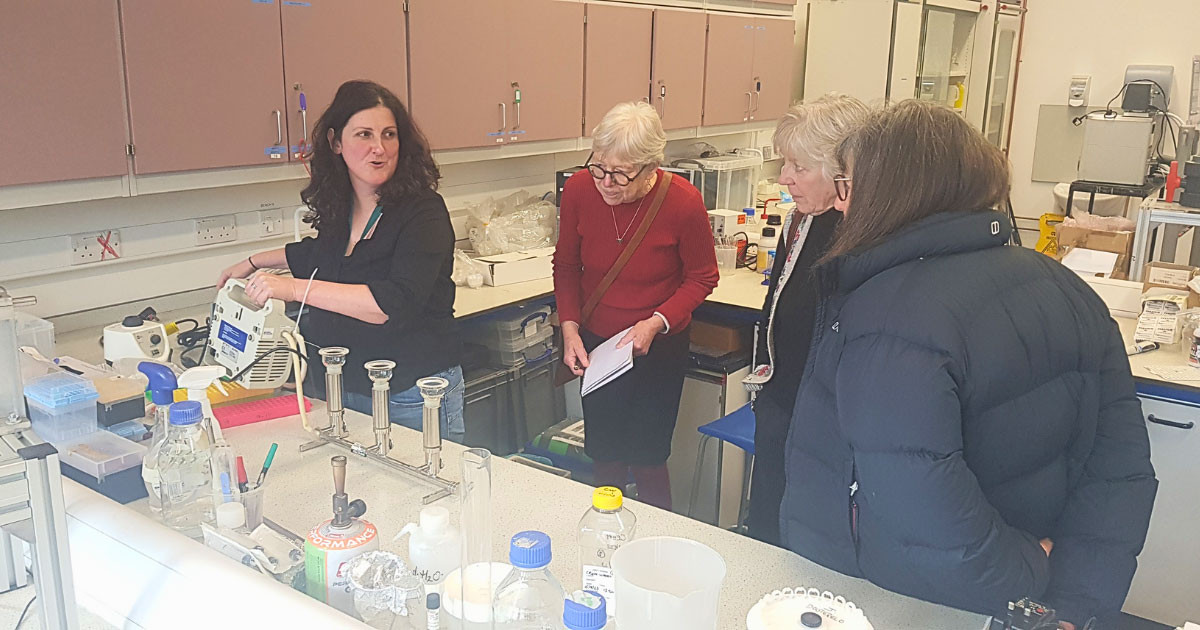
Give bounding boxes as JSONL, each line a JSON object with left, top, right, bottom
{"left": 780, "top": 100, "right": 1157, "bottom": 629}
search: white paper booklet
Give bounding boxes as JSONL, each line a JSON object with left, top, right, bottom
{"left": 580, "top": 327, "right": 634, "bottom": 397}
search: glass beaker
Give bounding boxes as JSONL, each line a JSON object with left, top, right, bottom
{"left": 0, "top": 288, "right": 24, "bottom": 423}
{"left": 459, "top": 448, "right": 493, "bottom": 628}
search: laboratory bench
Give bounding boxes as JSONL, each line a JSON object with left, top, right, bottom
{"left": 21, "top": 401, "right": 990, "bottom": 630}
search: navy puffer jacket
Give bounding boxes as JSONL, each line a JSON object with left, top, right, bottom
{"left": 781, "top": 210, "right": 1157, "bottom": 625}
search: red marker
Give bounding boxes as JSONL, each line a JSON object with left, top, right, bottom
{"left": 236, "top": 456, "right": 249, "bottom": 493}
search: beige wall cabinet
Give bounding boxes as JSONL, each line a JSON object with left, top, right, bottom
{"left": 750, "top": 15, "right": 797, "bottom": 122}
{"left": 121, "top": 0, "right": 290, "bottom": 175}
{"left": 652, "top": 8, "right": 708, "bottom": 130}
{"left": 280, "top": 0, "right": 409, "bottom": 159}
{"left": 0, "top": 0, "right": 129, "bottom": 186}
{"left": 584, "top": 3, "right": 653, "bottom": 136}
{"left": 409, "top": 0, "right": 584, "bottom": 151}
{"left": 703, "top": 13, "right": 794, "bottom": 127}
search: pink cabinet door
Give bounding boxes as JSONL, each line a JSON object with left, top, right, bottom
{"left": 121, "top": 0, "right": 288, "bottom": 175}
{"left": 408, "top": 0, "right": 510, "bottom": 150}
{"left": 651, "top": 8, "right": 707, "bottom": 130}
{"left": 702, "top": 13, "right": 755, "bottom": 127}
{"left": 751, "top": 16, "right": 796, "bottom": 122}
{"left": 583, "top": 2, "right": 652, "bottom": 136}
{"left": 0, "top": 0, "right": 128, "bottom": 186}
{"left": 281, "top": 0, "right": 408, "bottom": 160}
{"left": 505, "top": 0, "right": 585, "bottom": 144}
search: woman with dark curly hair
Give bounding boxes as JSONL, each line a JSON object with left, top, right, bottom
{"left": 217, "top": 80, "right": 464, "bottom": 441}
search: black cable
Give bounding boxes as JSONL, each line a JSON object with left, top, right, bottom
{"left": 14, "top": 594, "right": 35, "bottom": 629}
{"left": 227, "top": 346, "right": 308, "bottom": 383}
{"left": 1071, "top": 109, "right": 1116, "bottom": 126}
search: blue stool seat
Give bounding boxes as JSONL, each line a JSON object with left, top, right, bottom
{"left": 697, "top": 403, "right": 756, "bottom": 454}
{"left": 688, "top": 402, "right": 756, "bottom": 531}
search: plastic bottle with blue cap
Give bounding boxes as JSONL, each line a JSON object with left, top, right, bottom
{"left": 493, "top": 530, "right": 566, "bottom": 629}
{"left": 563, "top": 590, "right": 607, "bottom": 630}
{"left": 137, "top": 362, "right": 177, "bottom": 517}
{"left": 155, "top": 400, "right": 216, "bottom": 537}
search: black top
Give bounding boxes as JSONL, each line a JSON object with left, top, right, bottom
{"left": 285, "top": 191, "right": 461, "bottom": 395}
{"left": 755, "top": 210, "right": 840, "bottom": 414}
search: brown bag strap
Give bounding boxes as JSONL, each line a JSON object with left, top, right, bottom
{"left": 579, "top": 171, "right": 673, "bottom": 327}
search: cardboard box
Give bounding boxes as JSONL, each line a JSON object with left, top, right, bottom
{"left": 1055, "top": 226, "right": 1133, "bottom": 280}
{"left": 689, "top": 319, "right": 750, "bottom": 354}
{"left": 473, "top": 247, "right": 555, "bottom": 286}
{"left": 1141, "top": 261, "right": 1200, "bottom": 308}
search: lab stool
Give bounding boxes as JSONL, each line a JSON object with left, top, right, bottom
{"left": 687, "top": 402, "right": 755, "bottom": 532}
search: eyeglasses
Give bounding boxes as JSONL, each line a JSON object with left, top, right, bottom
{"left": 833, "top": 176, "right": 852, "bottom": 201}
{"left": 584, "top": 153, "right": 648, "bottom": 187}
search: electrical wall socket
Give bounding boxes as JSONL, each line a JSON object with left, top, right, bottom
{"left": 760, "top": 145, "right": 775, "bottom": 160}
{"left": 258, "top": 208, "right": 284, "bottom": 238}
{"left": 194, "top": 215, "right": 237, "bottom": 246}
{"left": 70, "top": 230, "right": 123, "bottom": 265}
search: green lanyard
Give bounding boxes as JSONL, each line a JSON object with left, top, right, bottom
{"left": 358, "top": 205, "right": 383, "bottom": 241}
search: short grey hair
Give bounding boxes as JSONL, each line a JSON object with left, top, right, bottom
{"left": 590, "top": 101, "right": 667, "bottom": 168}
{"left": 774, "top": 93, "right": 871, "bottom": 180}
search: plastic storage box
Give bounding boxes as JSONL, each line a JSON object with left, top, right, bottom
{"left": 57, "top": 431, "right": 149, "bottom": 504}
{"left": 467, "top": 305, "right": 555, "bottom": 366}
{"left": 15, "top": 312, "right": 54, "bottom": 383}
{"left": 491, "top": 327, "right": 554, "bottom": 366}
{"left": 24, "top": 372, "right": 99, "bottom": 443}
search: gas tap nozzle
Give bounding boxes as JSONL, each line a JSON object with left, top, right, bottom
{"left": 319, "top": 347, "right": 350, "bottom": 437}
{"left": 329, "top": 455, "right": 366, "bottom": 529}
{"left": 365, "top": 360, "right": 396, "bottom": 457}
{"left": 417, "top": 377, "right": 449, "bottom": 476}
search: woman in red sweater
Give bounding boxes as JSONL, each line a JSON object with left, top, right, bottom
{"left": 554, "top": 101, "right": 719, "bottom": 510}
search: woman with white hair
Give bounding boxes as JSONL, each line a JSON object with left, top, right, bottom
{"left": 745, "top": 94, "right": 870, "bottom": 545}
{"left": 553, "top": 101, "right": 719, "bottom": 509}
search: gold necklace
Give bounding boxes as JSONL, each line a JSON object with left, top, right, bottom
{"left": 609, "top": 175, "right": 655, "bottom": 244}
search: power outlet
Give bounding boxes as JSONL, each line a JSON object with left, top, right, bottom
{"left": 195, "top": 215, "right": 237, "bottom": 246}
{"left": 258, "top": 208, "right": 284, "bottom": 238}
{"left": 70, "top": 230, "right": 122, "bottom": 265}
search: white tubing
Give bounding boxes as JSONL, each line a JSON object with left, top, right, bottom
{"left": 282, "top": 329, "right": 313, "bottom": 435}
{"left": 62, "top": 481, "right": 369, "bottom": 629}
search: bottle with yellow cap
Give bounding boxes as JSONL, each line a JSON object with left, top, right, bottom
{"left": 577, "top": 486, "right": 637, "bottom": 619}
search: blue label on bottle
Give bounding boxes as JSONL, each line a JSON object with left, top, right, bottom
{"left": 218, "top": 321, "right": 249, "bottom": 353}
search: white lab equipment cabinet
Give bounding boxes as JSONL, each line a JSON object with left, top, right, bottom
{"left": 1123, "top": 395, "right": 1200, "bottom": 627}
{"left": 804, "top": 0, "right": 1025, "bottom": 150}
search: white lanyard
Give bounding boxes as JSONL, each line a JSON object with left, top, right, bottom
{"left": 764, "top": 211, "right": 813, "bottom": 375}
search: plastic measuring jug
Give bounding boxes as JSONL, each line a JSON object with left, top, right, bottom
{"left": 609, "top": 536, "right": 726, "bottom": 630}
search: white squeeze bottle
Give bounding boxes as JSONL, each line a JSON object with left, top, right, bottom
{"left": 396, "top": 505, "right": 461, "bottom": 588}
{"left": 577, "top": 487, "right": 637, "bottom": 618}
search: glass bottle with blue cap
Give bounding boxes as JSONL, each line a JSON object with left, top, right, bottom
{"left": 155, "top": 400, "right": 215, "bottom": 538}
{"left": 493, "top": 530, "right": 567, "bottom": 629}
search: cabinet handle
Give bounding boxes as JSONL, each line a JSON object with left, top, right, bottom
{"left": 498, "top": 102, "right": 507, "bottom": 133}
{"left": 658, "top": 84, "right": 667, "bottom": 119}
{"left": 1147, "top": 414, "right": 1195, "bottom": 430}
{"left": 750, "top": 91, "right": 760, "bottom": 120}
{"left": 744, "top": 92, "right": 753, "bottom": 121}
{"left": 512, "top": 83, "right": 522, "bottom": 130}
{"left": 273, "top": 110, "right": 283, "bottom": 145}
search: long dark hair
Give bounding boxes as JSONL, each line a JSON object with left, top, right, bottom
{"left": 300, "top": 80, "right": 440, "bottom": 233}
{"left": 823, "top": 100, "right": 1010, "bottom": 261}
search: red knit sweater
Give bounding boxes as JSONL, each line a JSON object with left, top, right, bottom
{"left": 553, "top": 169, "right": 719, "bottom": 338}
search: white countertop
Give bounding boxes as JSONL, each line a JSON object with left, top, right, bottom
{"left": 1119, "top": 317, "right": 1200, "bottom": 394}
{"left": 104, "top": 402, "right": 986, "bottom": 629}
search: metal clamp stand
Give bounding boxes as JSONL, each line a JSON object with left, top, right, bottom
{"left": 0, "top": 428, "right": 79, "bottom": 630}
{"left": 300, "top": 351, "right": 457, "bottom": 504}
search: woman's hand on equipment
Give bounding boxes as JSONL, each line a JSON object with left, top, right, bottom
{"left": 562, "top": 321, "right": 590, "bottom": 376}
{"left": 617, "top": 316, "right": 666, "bottom": 357}
{"left": 244, "top": 272, "right": 298, "bottom": 306}
{"left": 216, "top": 259, "right": 256, "bottom": 290}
